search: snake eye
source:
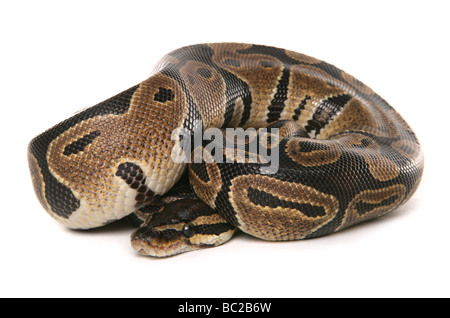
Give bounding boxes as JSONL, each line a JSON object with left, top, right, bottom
{"left": 182, "top": 222, "right": 195, "bottom": 238}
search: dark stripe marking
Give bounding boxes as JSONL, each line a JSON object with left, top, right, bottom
{"left": 63, "top": 130, "right": 101, "bottom": 156}
{"left": 267, "top": 68, "right": 290, "bottom": 123}
{"left": 195, "top": 223, "right": 235, "bottom": 236}
{"left": 115, "top": 162, "right": 154, "bottom": 207}
{"left": 292, "top": 95, "right": 311, "bottom": 121}
{"left": 247, "top": 188, "right": 326, "bottom": 218}
{"left": 355, "top": 195, "right": 400, "bottom": 216}
{"left": 305, "top": 94, "right": 352, "bottom": 137}
{"left": 237, "top": 45, "right": 303, "bottom": 66}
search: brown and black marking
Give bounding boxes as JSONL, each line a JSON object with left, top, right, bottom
{"left": 130, "top": 197, "right": 235, "bottom": 257}
{"left": 28, "top": 43, "right": 423, "bottom": 256}
{"left": 28, "top": 85, "right": 138, "bottom": 219}
{"left": 115, "top": 162, "right": 155, "bottom": 207}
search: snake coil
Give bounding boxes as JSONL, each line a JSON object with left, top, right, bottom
{"left": 28, "top": 43, "right": 423, "bottom": 257}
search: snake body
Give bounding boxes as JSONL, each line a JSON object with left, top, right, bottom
{"left": 28, "top": 43, "right": 423, "bottom": 257}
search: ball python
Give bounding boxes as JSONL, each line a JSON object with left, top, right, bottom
{"left": 28, "top": 43, "right": 424, "bottom": 257}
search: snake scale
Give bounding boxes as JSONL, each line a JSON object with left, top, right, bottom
{"left": 28, "top": 43, "right": 423, "bottom": 257}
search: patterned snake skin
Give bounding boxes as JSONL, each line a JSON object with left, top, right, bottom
{"left": 28, "top": 43, "right": 423, "bottom": 257}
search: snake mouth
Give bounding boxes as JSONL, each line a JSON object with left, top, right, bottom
{"left": 131, "top": 238, "right": 187, "bottom": 257}
{"left": 130, "top": 226, "right": 191, "bottom": 257}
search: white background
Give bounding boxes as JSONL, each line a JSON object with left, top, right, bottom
{"left": 1, "top": 0, "right": 448, "bottom": 298}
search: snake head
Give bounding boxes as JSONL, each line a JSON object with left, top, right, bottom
{"left": 130, "top": 199, "right": 235, "bottom": 257}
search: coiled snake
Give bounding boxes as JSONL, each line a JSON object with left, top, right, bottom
{"left": 28, "top": 43, "right": 423, "bottom": 257}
